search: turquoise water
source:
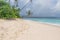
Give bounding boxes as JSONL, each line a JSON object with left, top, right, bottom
{"left": 24, "top": 18, "right": 60, "bottom": 24}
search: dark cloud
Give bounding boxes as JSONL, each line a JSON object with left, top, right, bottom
{"left": 10, "top": 0, "right": 60, "bottom": 17}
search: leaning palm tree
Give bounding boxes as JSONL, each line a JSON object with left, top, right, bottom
{"left": 27, "top": 0, "right": 32, "bottom": 16}
{"left": 14, "top": 0, "right": 18, "bottom": 7}
{"left": 27, "top": 10, "right": 31, "bottom": 16}
{"left": 30, "top": 0, "right": 32, "bottom": 3}
{"left": 9, "top": 0, "right": 10, "bottom": 2}
{"left": 8, "top": 0, "right": 10, "bottom": 5}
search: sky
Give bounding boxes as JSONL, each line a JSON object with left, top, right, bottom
{"left": 10, "top": 0, "right": 60, "bottom": 17}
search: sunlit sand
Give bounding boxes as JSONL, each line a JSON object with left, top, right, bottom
{"left": 0, "top": 19, "right": 60, "bottom": 40}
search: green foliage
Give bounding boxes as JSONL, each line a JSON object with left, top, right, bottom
{"left": 27, "top": 10, "right": 31, "bottom": 16}
{"left": 0, "top": 0, "right": 20, "bottom": 19}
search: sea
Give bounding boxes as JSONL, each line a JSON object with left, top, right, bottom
{"left": 23, "top": 18, "right": 60, "bottom": 26}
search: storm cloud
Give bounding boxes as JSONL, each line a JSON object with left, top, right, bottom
{"left": 10, "top": 0, "right": 60, "bottom": 17}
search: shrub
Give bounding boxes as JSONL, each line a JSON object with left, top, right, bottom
{"left": 0, "top": 0, "right": 20, "bottom": 19}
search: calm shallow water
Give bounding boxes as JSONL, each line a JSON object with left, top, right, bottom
{"left": 23, "top": 18, "right": 60, "bottom": 24}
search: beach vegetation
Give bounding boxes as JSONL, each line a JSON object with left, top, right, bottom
{"left": 0, "top": 0, "right": 20, "bottom": 19}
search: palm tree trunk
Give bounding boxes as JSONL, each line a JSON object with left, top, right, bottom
{"left": 30, "top": 0, "right": 32, "bottom": 3}
{"left": 27, "top": 0, "right": 32, "bottom": 16}
{"left": 8, "top": 0, "right": 10, "bottom": 5}
{"left": 14, "top": 0, "right": 18, "bottom": 7}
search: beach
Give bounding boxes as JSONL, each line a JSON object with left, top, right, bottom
{"left": 0, "top": 19, "right": 60, "bottom": 40}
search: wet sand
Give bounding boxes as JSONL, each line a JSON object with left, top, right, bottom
{"left": 0, "top": 19, "right": 60, "bottom": 40}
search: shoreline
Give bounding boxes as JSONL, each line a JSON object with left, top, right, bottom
{"left": 24, "top": 19, "right": 60, "bottom": 27}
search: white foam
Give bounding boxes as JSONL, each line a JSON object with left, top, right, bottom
{"left": 39, "top": 22, "right": 60, "bottom": 27}
{"left": 24, "top": 19, "right": 60, "bottom": 27}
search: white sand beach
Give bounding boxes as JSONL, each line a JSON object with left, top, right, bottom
{"left": 0, "top": 19, "right": 60, "bottom": 40}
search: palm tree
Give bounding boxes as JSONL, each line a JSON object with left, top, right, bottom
{"left": 27, "top": 10, "right": 31, "bottom": 16}
{"left": 30, "top": 0, "right": 32, "bottom": 3}
{"left": 27, "top": 0, "right": 32, "bottom": 16}
{"left": 8, "top": 0, "right": 10, "bottom": 4}
{"left": 14, "top": 0, "right": 18, "bottom": 7}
